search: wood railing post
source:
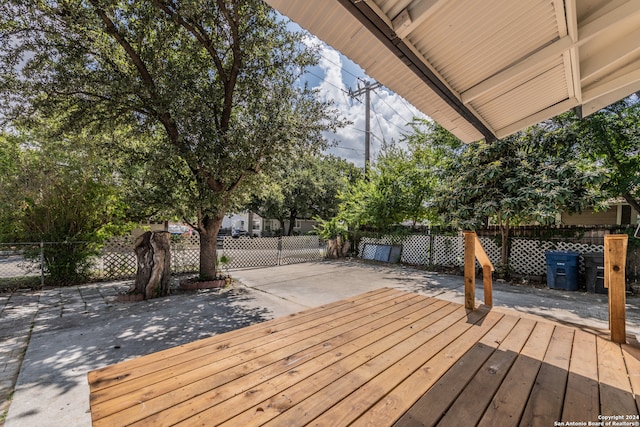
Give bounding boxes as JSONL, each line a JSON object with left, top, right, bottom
{"left": 482, "top": 264, "right": 493, "bottom": 306}
{"left": 474, "top": 235, "right": 494, "bottom": 307}
{"left": 463, "top": 231, "right": 476, "bottom": 310}
{"left": 604, "top": 234, "right": 628, "bottom": 344}
{"left": 464, "top": 231, "right": 495, "bottom": 309}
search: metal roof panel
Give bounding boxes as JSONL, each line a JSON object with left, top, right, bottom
{"left": 267, "top": 0, "right": 640, "bottom": 142}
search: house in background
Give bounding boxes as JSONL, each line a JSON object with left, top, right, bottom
{"left": 261, "top": 218, "right": 319, "bottom": 236}
{"left": 221, "top": 212, "right": 263, "bottom": 236}
{"left": 560, "top": 199, "right": 639, "bottom": 226}
{"left": 133, "top": 213, "right": 319, "bottom": 239}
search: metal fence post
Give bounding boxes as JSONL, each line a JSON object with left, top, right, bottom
{"left": 40, "top": 241, "right": 45, "bottom": 287}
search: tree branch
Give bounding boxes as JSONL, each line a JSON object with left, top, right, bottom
{"left": 152, "top": 0, "right": 239, "bottom": 132}
{"left": 88, "top": 3, "right": 210, "bottom": 185}
{"left": 151, "top": 0, "right": 227, "bottom": 82}
{"left": 89, "top": 2, "right": 157, "bottom": 95}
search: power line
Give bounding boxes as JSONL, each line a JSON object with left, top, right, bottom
{"left": 372, "top": 88, "right": 414, "bottom": 125}
{"left": 371, "top": 105, "right": 387, "bottom": 145}
{"left": 332, "top": 145, "right": 364, "bottom": 154}
{"left": 317, "top": 51, "right": 363, "bottom": 81}
{"left": 399, "top": 96, "right": 422, "bottom": 121}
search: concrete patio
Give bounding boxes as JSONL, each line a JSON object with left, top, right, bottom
{"left": 1, "top": 260, "right": 639, "bottom": 426}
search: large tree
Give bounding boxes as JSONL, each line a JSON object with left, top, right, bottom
{"left": 1, "top": 1, "right": 343, "bottom": 279}
{"left": 432, "top": 125, "right": 603, "bottom": 267}
{"left": 560, "top": 96, "right": 640, "bottom": 213}
{"left": 247, "top": 153, "right": 358, "bottom": 235}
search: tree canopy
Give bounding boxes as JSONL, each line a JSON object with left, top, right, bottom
{"left": 560, "top": 96, "right": 640, "bottom": 213}
{"left": 432, "top": 127, "right": 603, "bottom": 231}
{"left": 247, "top": 153, "right": 359, "bottom": 235}
{"left": 334, "top": 121, "right": 461, "bottom": 232}
{"left": 1, "top": 0, "right": 345, "bottom": 279}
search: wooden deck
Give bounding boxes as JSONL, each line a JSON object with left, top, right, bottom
{"left": 88, "top": 288, "right": 640, "bottom": 426}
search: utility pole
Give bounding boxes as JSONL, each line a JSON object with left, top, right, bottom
{"left": 349, "top": 80, "right": 382, "bottom": 177}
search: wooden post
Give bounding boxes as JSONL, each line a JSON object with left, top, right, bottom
{"left": 604, "top": 234, "right": 628, "bottom": 344}
{"left": 483, "top": 264, "right": 493, "bottom": 306}
{"left": 474, "top": 234, "right": 494, "bottom": 307}
{"left": 463, "top": 231, "right": 476, "bottom": 310}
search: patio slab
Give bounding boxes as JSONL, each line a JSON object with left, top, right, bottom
{"left": 2, "top": 260, "right": 639, "bottom": 426}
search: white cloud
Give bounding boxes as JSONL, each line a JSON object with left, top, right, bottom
{"left": 306, "top": 40, "right": 428, "bottom": 167}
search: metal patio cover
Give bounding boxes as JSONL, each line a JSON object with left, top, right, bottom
{"left": 266, "top": 0, "right": 640, "bottom": 143}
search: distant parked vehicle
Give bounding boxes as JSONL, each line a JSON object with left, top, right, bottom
{"left": 231, "top": 229, "right": 249, "bottom": 238}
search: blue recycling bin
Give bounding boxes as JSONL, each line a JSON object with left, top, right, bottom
{"left": 545, "top": 251, "right": 580, "bottom": 291}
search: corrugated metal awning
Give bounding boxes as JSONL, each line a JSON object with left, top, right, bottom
{"left": 266, "top": 0, "right": 640, "bottom": 143}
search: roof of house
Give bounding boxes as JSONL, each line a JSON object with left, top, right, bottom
{"left": 266, "top": 0, "right": 640, "bottom": 143}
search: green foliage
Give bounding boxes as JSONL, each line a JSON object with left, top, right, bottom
{"left": 338, "top": 176, "right": 403, "bottom": 231}
{"left": 556, "top": 96, "right": 640, "bottom": 213}
{"left": 432, "top": 125, "right": 603, "bottom": 230}
{"left": 0, "top": 128, "right": 130, "bottom": 284}
{"left": 335, "top": 121, "right": 461, "bottom": 232}
{"left": 1, "top": 1, "right": 345, "bottom": 279}
{"left": 247, "top": 154, "right": 358, "bottom": 235}
{"left": 313, "top": 216, "right": 349, "bottom": 241}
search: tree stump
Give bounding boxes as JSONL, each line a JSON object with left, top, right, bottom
{"left": 326, "top": 237, "right": 350, "bottom": 258}
{"left": 133, "top": 231, "right": 171, "bottom": 299}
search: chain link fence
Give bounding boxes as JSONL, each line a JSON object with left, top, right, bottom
{"left": 0, "top": 235, "right": 325, "bottom": 287}
{"left": 0, "top": 243, "right": 44, "bottom": 287}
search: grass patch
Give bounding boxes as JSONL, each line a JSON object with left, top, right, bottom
{"left": 0, "top": 276, "right": 41, "bottom": 293}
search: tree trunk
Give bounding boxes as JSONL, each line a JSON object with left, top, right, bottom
{"left": 198, "top": 213, "right": 224, "bottom": 280}
{"left": 133, "top": 231, "right": 171, "bottom": 299}
{"left": 287, "top": 213, "right": 296, "bottom": 236}
{"left": 621, "top": 193, "right": 640, "bottom": 218}
{"left": 279, "top": 218, "right": 285, "bottom": 236}
{"left": 248, "top": 210, "right": 254, "bottom": 237}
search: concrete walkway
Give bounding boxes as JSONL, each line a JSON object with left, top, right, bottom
{"left": 1, "top": 260, "right": 638, "bottom": 426}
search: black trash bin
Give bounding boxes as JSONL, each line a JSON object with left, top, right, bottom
{"left": 583, "top": 252, "right": 606, "bottom": 294}
{"left": 545, "top": 251, "right": 580, "bottom": 291}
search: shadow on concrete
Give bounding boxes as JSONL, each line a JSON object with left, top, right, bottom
{"left": 7, "top": 286, "right": 272, "bottom": 424}
{"left": 321, "top": 259, "right": 640, "bottom": 338}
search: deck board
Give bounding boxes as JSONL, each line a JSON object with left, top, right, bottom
{"left": 435, "top": 318, "right": 535, "bottom": 427}
{"left": 88, "top": 288, "right": 640, "bottom": 426}
{"left": 519, "top": 325, "right": 574, "bottom": 426}
{"left": 562, "top": 330, "right": 600, "bottom": 422}
{"left": 598, "top": 336, "right": 639, "bottom": 416}
{"left": 477, "top": 322, "right": 555, "bottom": 427}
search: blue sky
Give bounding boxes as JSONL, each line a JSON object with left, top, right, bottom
{"left": 295, "top": 30, "right": 428, "bottom": 167}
